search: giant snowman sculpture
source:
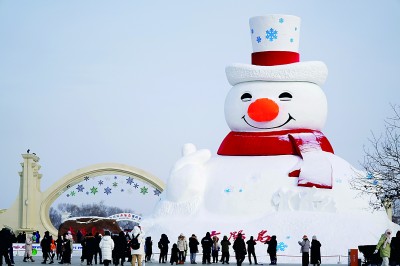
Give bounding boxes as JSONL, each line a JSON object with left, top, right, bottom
{"left": 142, "top": 15, "right": 399, "bottom": 262}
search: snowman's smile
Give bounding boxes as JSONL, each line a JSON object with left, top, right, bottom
{"left": 242, "top": 113, "right": 295, "bottom": 129}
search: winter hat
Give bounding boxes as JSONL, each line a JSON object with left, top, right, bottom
{"left": 226, "top": 14, "right": 328, "bottom": 87}
{"left": 303, "top": 235, "right": 308, "bottom": 239}
{"left": 312, "top": 235, "right": 317, "bottom": 240}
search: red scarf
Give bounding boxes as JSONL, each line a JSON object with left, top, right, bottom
{"left": 217, "top": 129, "right": 334, "bottom": 156}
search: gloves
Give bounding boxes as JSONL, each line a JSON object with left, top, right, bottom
{"left": 373, "top": 250, "right": 378, "bottom": 254}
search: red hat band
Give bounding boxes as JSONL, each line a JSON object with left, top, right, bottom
{"left": 251, "top": 51, "right": 300, "bottom": 66}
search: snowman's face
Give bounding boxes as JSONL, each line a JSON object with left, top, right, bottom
{"left": 224, "top": 81, "right": 328, "bottom": 132}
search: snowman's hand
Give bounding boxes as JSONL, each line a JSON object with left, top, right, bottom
{"left": 297, "top": 151, "right": 333, "bottom": 189}
{"left": 166, "top": 143, "right": 211, "bottom": 202}
{"left": 172, "top": 143, "right": 212, "bottom": 172}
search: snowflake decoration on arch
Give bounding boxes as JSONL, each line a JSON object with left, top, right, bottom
{"left": 266, "top": 28, "right": 278, "bottom": 42}
{"left": 104, "top": 187, "right": 112, "bottom": 195}
{"left": 154, "top": 189, "right": 161, "bottom": 196}
{"left": 90, "top": 186, "right": 98, "bottom": 195}
{"left": 98, "top": 180, "right": 104, "bottom": 186}
{"left": 133, "top": 183, "right": 139, "bottom": 189}
{"left": 76, "top": 184, "right": 85, "bottom": 192}
{"left": 126, "top": 177, "right": 134, "bottom": 185}
{"left": 140, "top": 186, "right": 148, "bottom": 195}
{"left": 83, "top": 176, "right": 90, "bottom": 181}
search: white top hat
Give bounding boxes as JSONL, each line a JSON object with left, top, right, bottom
{"left": 226, "top": 14, "right": 328, "bottom": 86}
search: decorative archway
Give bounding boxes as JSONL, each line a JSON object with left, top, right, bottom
{"left": 40, "top": 163, "right": 165, "bottom": 236}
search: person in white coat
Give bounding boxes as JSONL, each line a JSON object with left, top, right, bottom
{"left": 131, "top": 226, "right": 144, "bottom": 266}
{"left": 99, "top": 231, "right": 114, "bottom": 266}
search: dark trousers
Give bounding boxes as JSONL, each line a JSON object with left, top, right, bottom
{"left": 268, "top": 252, "right": 277, "bottom": 265}
{"left": 221, "top": 252, "right": 230, "bottom": 263}
{"left": 0, "top": 249, "right": 12, "bottom": 266}
{"left": 302, "top": 252, "right": 309, "bottom": 266}
{"left": 247, "top": 250, "right": 257, "bottom": 264}
{"left": 235, "top": 253, "right": 245, "bottom": 266}
{"left": 212, "top": 250, "right": 219, "bottom": 263}
{"left": 94, "top": 250, "right": 102, "bottom": 264}
{"left": 202, "top": 252, "right": 211, "bottom": 264}
{"left": 178, "top": 251, "right": 185, "bottom": 262}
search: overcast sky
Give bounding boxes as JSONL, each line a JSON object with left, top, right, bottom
{"left": 1, "top": 0, "right": 399, "bottom": 209}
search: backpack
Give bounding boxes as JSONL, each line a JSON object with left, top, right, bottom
{"left": 131, "top": 234, "right": 140, "bottom": 250}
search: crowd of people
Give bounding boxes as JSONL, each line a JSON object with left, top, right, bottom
{"left": 1, "top": 227, "right": 400, "bottom": 266}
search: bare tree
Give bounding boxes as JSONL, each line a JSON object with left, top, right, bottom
{"left": 351, "top": 104, "right": 400, "bottom": 221}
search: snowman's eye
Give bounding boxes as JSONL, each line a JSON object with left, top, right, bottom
{"left": 279, "top": 92, "right": 292, "bottom": 101}
{"left": 241, "top": 93, "right": 252, "bottom": 102}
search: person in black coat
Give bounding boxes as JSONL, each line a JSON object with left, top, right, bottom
{"left": 0, "top": 228, "right": 13, "bottom": 266}
{"left": 84, "top": 233, "right": 97, "bottom": 265}
{"left": 159, "top": 234, "right": 170, "bottom": 263}
{"left": 41, "top": 231, "right": 53, "bottom": 264}
{"left": 145, "top": 236, "right": 153, "bottom": 262}
{"left": 94, "top": 232, "right": 103, "bottom": 264}
{"left": 265, "top": 235, "right": 277, "bottom": 265}
{"left": 201, "top": 232, "right": 213, "bottom": 264}
{"left": 170, "top": 244, "right": 179, "bottom": 265}
{"left": 246, "top": 236, "right": 258, "bottom": 265}
{"left": 189, "top": 234, "right": 200, "bottom": 264}
{"left": 232, "top": 233, "right": 246, "bottom": 266}
{"left": 113, "top": 231, "right": 127, "bottom": 266}
{"left": 310, "top": 236, "right": 321, "bottom": 266}
{"left": 390, "top": 231, "right": 400, "bottom": 266}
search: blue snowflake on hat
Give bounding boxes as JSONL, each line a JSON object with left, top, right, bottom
{"left": 266, "top": 28, "right": 278, "bottom": 41}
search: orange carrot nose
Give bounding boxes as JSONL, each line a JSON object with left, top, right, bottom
{"left": 247, "top": 98, "right": 279, "bottom": 122}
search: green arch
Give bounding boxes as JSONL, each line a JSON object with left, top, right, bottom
{"left": 40, "top": 163, "right": 165, "bottom": 236}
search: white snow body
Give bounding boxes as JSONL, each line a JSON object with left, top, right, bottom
{"left": 143, "top": 149, "right": 399, "bottom": 263}
{"left": 142, "top": 77, "right": 399, "bottom": 262}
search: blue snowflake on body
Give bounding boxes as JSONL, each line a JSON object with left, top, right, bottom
{"left": 251, "top": 29, "right": 254, "bottom": 34}
{"left": 98, "top": 180, "right": 104, "bottom": 186}
{"left": 86, "top": 191, "right": 89, "bottom": 195}
{"left": 104, "top": 187, "right": 112, "bottom": 195}
{"left": 121, "top": 189, "right": 124, "bottom": 192}
{"left": 256, "top": 36, "right": 262, "bottom": 43}
{"left": 84, "top": 176, "right": 90, "bottom": 181}
{"left": 277, "top": 242, "right": 288, "bottom": 251}
{"left": 373, "top": 180, "right": 378, "bottom": 185}
{"left": 154, "top": 189, "right": 161, "bottom": 196}
{"left": 126, "top": 177, "right": 134, "bottom": 185}
{"left": 290, "top": 38, "right": 294, "bottom": 43}
{"left": 76, "top": 184, "right": 85, "bottom": 192}
{"left": 114, "top": 176, "right": 118, "bottom": 180}
{"left": 133, "top": 183, "right": 139, "bottom": 189}
{"left": 366, "top": 173, "right": 373, "bottom": 179}
{"left": 224, "top": 188, "right": 232, "bottom": 193}
{"left": 266, "top": 28, "right": 278, "bottom": 42}
{"left": 279, "top": 18, "right": 284, "bottom": 23}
